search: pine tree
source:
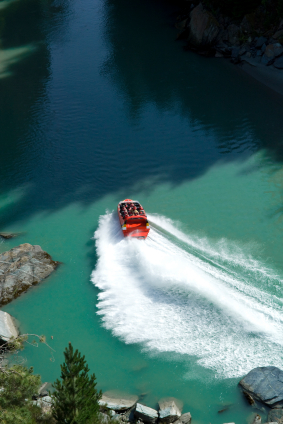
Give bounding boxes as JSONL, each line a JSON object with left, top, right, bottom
{"left": 52, "top": 343, "right": 102, "bottom": 424}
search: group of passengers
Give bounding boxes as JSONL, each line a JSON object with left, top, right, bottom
{"left": 120, "top": 202, "right": 145, "bottom": 218}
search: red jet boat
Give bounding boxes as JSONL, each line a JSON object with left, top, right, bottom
{"left": 118, "top": 199, "right": 150, "bottom": 239}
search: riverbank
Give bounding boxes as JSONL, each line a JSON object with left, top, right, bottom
{"left": 174, "top": 0, "right": 283, "bottom": 96}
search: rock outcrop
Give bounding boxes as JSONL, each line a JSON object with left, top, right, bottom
{"left": 0, "top": 310, "right": 19, "bottom": 342}
{"left": 188, "top": 3, "right": 219, "bottom": 48}
{"left": 175, "top": 1, "right": 283, "bottom": 76}
{"left": 98, "top": 391, "right": 138, "bottom": 411}
{"left": 0, "top": 244, "right": 59, "bottom": 306}
{"left": 239, "top": 367, "right": 283, "bottom": 408}
{"left": 135, "top": 403, "right": 158, "bottom": 423}
{"left": 158, "top": 398, "right": 182, "bottom": 423}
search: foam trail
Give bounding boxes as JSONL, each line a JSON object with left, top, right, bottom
{"left": 91, "top": 212, "right": 283, "bottom": 378}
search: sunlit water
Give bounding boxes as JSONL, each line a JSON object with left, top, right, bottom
{"left": 1, "top": 0, "right": 283, "bottom": 422}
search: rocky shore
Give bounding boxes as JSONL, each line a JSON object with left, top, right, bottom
{"left": 98, "top": 393, "right": 190, "bottom": 424}
{"left": 175, "top": 1, "right": 283, "bottom": 94}
{"left": 93, "top": 366, "right": 283, "bottom": 424}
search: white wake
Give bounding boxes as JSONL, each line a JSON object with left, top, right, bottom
{"left": 91, "top": 212, "right": 283, "bottom": 378}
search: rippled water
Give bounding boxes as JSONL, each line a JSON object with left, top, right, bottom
{"left": 1, "top": 0, "right": 283, "bottom": 422}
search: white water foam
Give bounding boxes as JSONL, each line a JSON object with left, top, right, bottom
{"left": 91, "top": 212, "right": 283, "bottom": 378}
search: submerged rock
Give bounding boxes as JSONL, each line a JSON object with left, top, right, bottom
{"left": 99, "top": 391, "right": 138, "bottom": 411}
{"left": 268, "top": 408, "right": 283, "bottom": 424}
{"left": 239, "top": 367, "right": 283, "bottom": 408}
{"left": 0, "top": 310, "right": 18, "bottom": 342}
{"left": 188, "top": 3, "right": 219, "bottom": 48}
{"left": 0, "top": 244, "right": 59, "bottom": 306}
{"left": 174, "top": 412, "right": 192, "bottom": 424}
{"left": 158, "top": 398, "right": 182, "bottom": 423}
{"left": 135, "top": 403, "right": 158, "bottom": 423}
{"left": 0, "top": 233, "right": 19, "bottom": 240}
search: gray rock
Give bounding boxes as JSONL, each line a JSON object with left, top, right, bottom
{"left": 231, "top": 47, "right": 240, "bottom": 63}
{"left": 99, "top": 391, "right": 138, "bottom": 411}
{"left": 274, "top": 56, "right": 283, "bottom": 69}
{"left": 256, "top": 50, "right": 262, "bottom": 56}
{"left": 188, "top": 3, "right": 219, "bottom": 47}
{"left": 0, "top": 311, "right": 18, "bottom": 342}
{"left": 99, "top": 413, "right": 110, "bottom": 424}
{"left": 239, "top": 367, "right": 283, "bottom": 408}
{"left": 256, "top": 36, "right": 267, "bottom": 48}
{"left": 239, "top": 45, "right": 248, "bottom": 55}
{"left": 135, "top": 403, "right": 158, "bottom": 423}
{"left": 0, "top": 244, "right": 59, "bottom": 306}
{"left": 262, "top": 44, "right": 283, "bottom": 65}
{"left": 273, "top": 43, "right": 283, "bottom": 57}
{"left": 252, "top": 414, "right": 261, "bottom": 424}
{"left": 174, "top": 412, "right": 192, "bottom": 424}
{"left": 273, "top": 29, "right": 283, "bottom": 40}
{"left": 261, "top": 44, "right": 283, "bottom": 65}
{"left": 158, "top": 398, "right": 182, "bottom": 423}
{"left": 261, "top": 43, "right": 267, "bottom": 52}
{"left": 268, "top": 409, "right": 283, "bottom": 424}
{"left": 231, "top": 47, "right": 240, "bottom": 58}
{"left": 33, "top": 395, "right": 53, "bottom": 415}
{"left": 215, "top": 41, "right": 231, "bottom": 55}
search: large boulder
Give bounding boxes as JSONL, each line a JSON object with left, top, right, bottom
{"left": 0, "top": 244, "right": 59, "bottom": 306}
{"left": 239, "top": 367, "right": 283, "bottom": 408}
{"left": 158, "top": 398, "right": 182, "bottom": 423}
{"left": 135, "top": 403, "right": 158, "bottom": 423}
{"left": 0, "top": 311, "right": 18, "bottom": 342}
{"left": 188, "top": 3, "right": 219, "bottom": 48}
{"left": 268, "top": 408, "right": 283, "bottom": 424}
{"left": 174, "top": 412, "right": 192, "bottom": 424}
{"left": 255, "top": 36, "right": 267, "bottom": 48}
{"left": 98, "top": 391, "right": 138, "bottom": 411}
{"left": 32, "top": 395, "right": 53, "bottom": 415}
{"left": 261, "top": 44, "right": 283, "bottom": 65}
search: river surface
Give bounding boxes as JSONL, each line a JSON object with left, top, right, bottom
{"left": 1, "top": 0, "right": 283, "bottom": 422}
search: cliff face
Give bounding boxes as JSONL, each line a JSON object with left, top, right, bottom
{"left": 0, "top": 244, "right": 58, "bottom": 306}
{"left": 176, "top": 1, "right": 283, "bottom": 69}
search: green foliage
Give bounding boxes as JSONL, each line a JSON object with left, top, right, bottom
{"left": 0, "top": 365, "right": 41, "bottom": 409}
{"left": 0, "top": 364, "right": 54, "bottom": 424}
{"left": 52, "top": 342, "right": 102, "bottom": 424}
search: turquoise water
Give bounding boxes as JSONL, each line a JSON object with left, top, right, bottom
{"left": 1, "top": 0, "right": 283, "bottom": 422}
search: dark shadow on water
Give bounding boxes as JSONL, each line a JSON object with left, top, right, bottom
{"left": 0, "top": 0, "right": 283, "bottom": 227}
